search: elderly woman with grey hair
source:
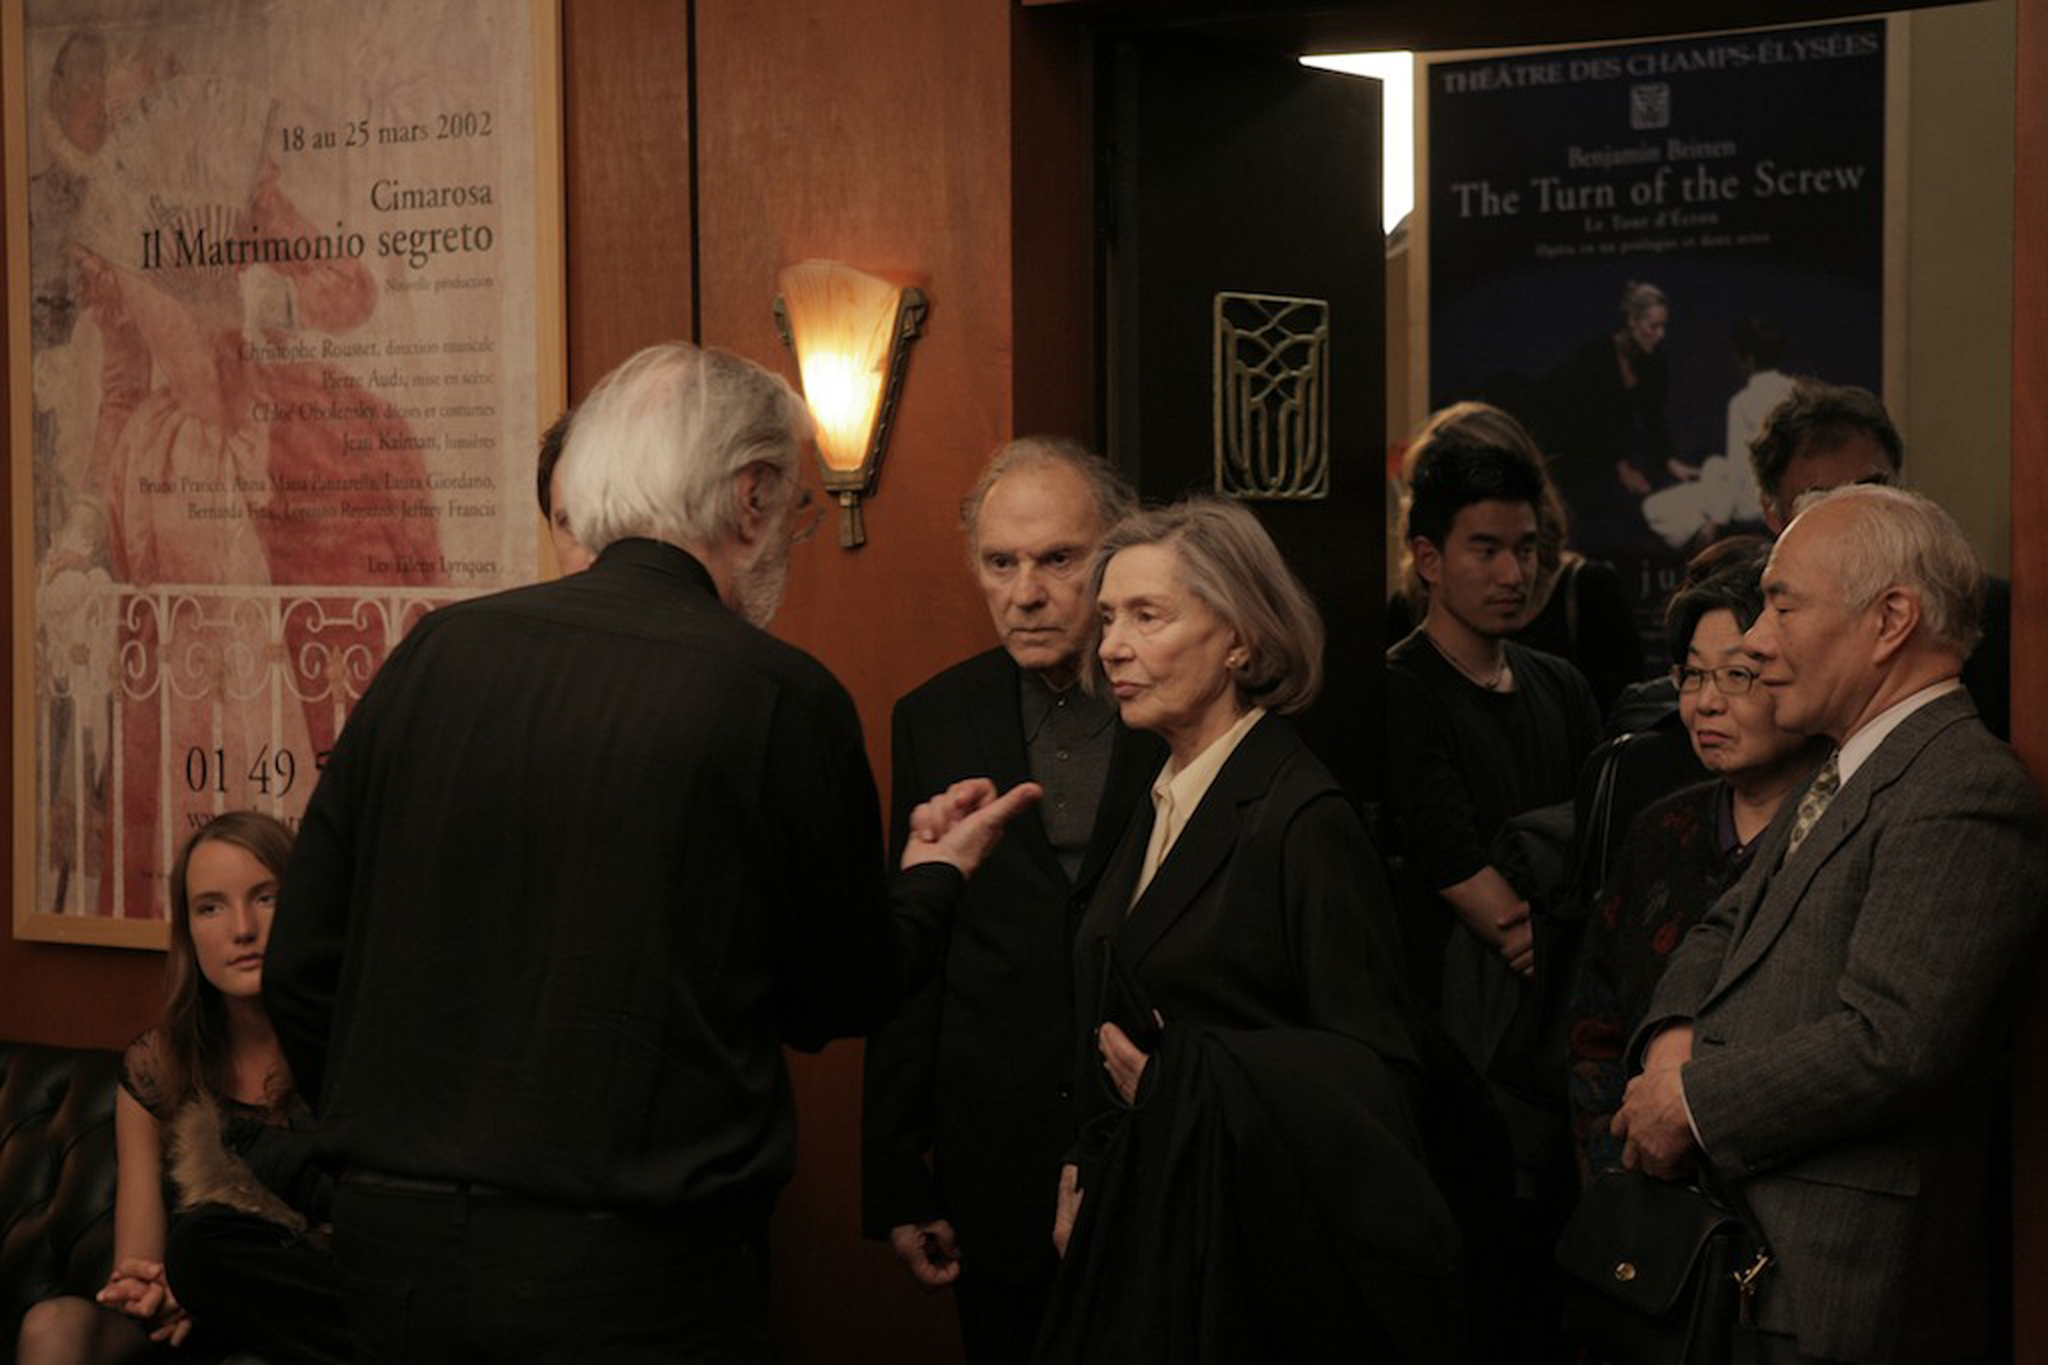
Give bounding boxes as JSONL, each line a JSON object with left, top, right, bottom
{"left": 1034, "top": 497, "right": 1459, "bottom": 1363}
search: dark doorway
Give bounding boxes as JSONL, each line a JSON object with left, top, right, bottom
{"left": 1100, "top": 35, "right": 1385, "bottom": 798}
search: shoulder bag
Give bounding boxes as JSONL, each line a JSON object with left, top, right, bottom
{"left": 1555, "top": 1168, "right": 1772, "bottom": 1365}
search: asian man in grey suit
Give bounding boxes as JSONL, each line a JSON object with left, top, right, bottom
{"left": 1613, "top": 484, "right": 2044, "bottom": 1364}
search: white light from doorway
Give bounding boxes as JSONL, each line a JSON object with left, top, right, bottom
{"left": 1299, "top": 51, "right": 1414, "bottom": 236}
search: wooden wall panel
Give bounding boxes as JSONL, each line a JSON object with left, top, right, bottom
{"left": 2009, "top": 0, "right": 2048, "bottom": 1354}
{"left": 689, "top": 2, "right": 1089, "bottom": 1360}
{"left": 562, "top": 0, "right": 694, "bottom": 394}
{"left": 694, "top": 0, "right": 1019, "bottom": 760}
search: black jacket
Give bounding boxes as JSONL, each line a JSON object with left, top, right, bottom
{"left": 860, "top": 648, "right": 1159, "bottom": 1282}
{"left": 267, "top": 538, "right": 959, "bottom": 1214}
{"left": 1038, "top": 1026, "right": 1463, "bottom": 1364}
{"left": 1070, "top": 712, "right": 1419, "bottom": 1160}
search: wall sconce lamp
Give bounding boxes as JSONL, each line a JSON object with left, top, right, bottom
{"left": 772, "top": 260, "right": 928, "bottom": 548}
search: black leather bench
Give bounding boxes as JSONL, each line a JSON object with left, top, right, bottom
{"left": 0, "top": 1040, "right": 122, "bottom": 1365}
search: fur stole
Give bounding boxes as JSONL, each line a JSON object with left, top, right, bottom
{"left": 168, "top": 1095, "right": 307, "bottom": 1234}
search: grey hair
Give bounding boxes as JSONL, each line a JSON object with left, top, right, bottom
{"left": 1620, "top": 279, "right": 1667, "bottom": 320}
{"left": 1790, "top": 483, "right": 1983, "bottom": 658}
{"left": 558, "top": 342, "right": 814, "bottom": 556}
{"left": 1091, "top": 497, "right": 1324, "bottom": 714}
{"left": 959, "top": 436, "right": 1135, "bottom": 557}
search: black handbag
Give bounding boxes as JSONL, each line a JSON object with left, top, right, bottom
{"left": 1555, "top": 1170, "right": 1772, "bottom": 1365}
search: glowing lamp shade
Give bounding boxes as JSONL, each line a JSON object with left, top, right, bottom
{"left": 773, "top": 260, "right": 927, "bottom": 547}
{"left": 798, "top": 349, "right": 886, "bottom": 472}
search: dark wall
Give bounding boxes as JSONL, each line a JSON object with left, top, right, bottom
{"left": 1105, "top": 36, "right": 1385, "bottom": 797}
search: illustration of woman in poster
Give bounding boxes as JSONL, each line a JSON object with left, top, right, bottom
{"left": 38, "top": 56, "right": 446, "bottom": 919}
{"left": 1531, "top": 280, "right": 1675, "bottom": 562}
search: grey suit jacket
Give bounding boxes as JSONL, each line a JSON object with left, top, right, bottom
{"left": 1633, "top": 688, "right": 2044, "bottom": 1363}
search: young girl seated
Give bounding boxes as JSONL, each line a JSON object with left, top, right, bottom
{"left": 16, "top": 812, "right": 349, "bottom": 1365}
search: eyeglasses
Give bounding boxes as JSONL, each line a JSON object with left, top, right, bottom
{"left": 747, "top": 462, "right": 826, "bottom": 545}
{"left": 790, "top": 487, "right": 825, "bottom": 545}
{"left": 1675, "top": 664, "right": 1760, "bottom": 697}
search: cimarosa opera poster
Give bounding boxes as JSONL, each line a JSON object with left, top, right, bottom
{"left": 1426, "top": 21, "right": 1885, "bottom": 650}
{"left": 7, "top": 0, "right": 559, "bottom": 944}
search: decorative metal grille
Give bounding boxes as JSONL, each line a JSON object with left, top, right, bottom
{"left": 35, "top": 580, "right": 461, "bottom": 917}
{"left": 1213, "top": 291, "right": 1331, "bottom": 501}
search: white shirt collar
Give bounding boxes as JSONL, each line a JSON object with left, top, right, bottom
{"left": 1129, "top": 707, "right": 1267, "bottom": 907}
{"left": 1836, "top": 678, "right": 1964, "bottom": 787}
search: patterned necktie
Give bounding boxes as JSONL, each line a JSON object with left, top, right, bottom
{"left": 1786, "top": 750, "right": 1842, "bottom": 858}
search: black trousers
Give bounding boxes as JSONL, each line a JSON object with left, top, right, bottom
{"left": 163, "top": 1206, "right": 351, "bottom": 1365}
{"left": 332, "top": 1178, "right": 772, "bottom": 1364}
{"left": 1752, "top": 1335, "right": 1981, "bottom": 1365}
{"left": 954, "top": 1262, "right": 1056, "bottom": 1365}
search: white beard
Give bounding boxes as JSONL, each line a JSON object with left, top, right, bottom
{"left": 733, "top": 533, "right": 791, "bottom": 628}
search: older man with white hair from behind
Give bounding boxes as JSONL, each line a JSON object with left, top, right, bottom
{"left": 266, "top": 341, "right": 1038, "bottom": 1364}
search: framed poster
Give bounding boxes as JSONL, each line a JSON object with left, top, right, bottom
{"left": 6, "top": 0, "right": 564, "bottom": 945}
{"left": 1418, "top": 20, "right": 1891, "bottom": 659}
